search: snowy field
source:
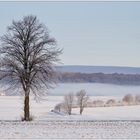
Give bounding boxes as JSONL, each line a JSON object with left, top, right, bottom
{"left": 0, "top": 121, "right": 140, "bottom": 139}
{"left": 0, "top": 96, "right": 139, "bottom": 139}
{"left": 0, "top": 96, "right": 140, "bottom": 121}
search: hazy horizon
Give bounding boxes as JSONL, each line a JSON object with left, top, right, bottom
{"left": 57, "top": 64, "right": 140, "bottom": 68}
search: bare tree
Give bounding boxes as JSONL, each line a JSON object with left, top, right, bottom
{"left": 76, "top": 90, "right": 89, "bottom": 115}
{"left": 63, "top": 93, "right": 74, "bottom": 115}
{"left": 0, "top": 15, "right": 62, "bottom": 121}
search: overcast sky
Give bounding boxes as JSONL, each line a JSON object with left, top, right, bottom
{"left": 0, "top": 2, "right": 140, "bottom": 67}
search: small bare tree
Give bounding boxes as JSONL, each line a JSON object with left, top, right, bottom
{"left": 63, "top": 93, "right": 74, "bottom": 115}
{"left": 76, "top": 90, "right": 89, "bottom": 115}
{"left": 0, "top": 15, "right": 62, "bottom": 121}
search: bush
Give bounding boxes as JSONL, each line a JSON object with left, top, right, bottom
{"left": 106, "top": 99, "right": 116, "bottom": 106}
{"left": 122, "top": 94, "right": 135, "bottom": 104}
{"left": 54, "top": 103, "right": 67, "bottom": 113}
{"left": 92, "top": 100, "right": 104, "bottom": 107}
{"left": 54, "top": 103, "right": 62, "bottom": 112}
{"left": 135, "top": 95, "right": 140, "bottom": 104}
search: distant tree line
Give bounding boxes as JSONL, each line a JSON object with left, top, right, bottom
{"left": 57, "top": 72, "right": 140, "bottom": 85}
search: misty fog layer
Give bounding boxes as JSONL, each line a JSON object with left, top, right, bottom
{"left": 49, "top": 83, "right": 140, "bottom": 97}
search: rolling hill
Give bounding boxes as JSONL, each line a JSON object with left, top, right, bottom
{"left": 56, "top": 65, "right": 140, "bottom": 74}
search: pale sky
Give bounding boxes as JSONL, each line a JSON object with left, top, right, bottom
{"left": 0, "top": 2, "right": 140, "bottom": 67}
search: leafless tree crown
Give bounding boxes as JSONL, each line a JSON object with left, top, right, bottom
{"left": 76, "top": 90, "right": 89, "bottom": 114}
{"left": 64, "top": 93, "right": 74, "bottom": 115}
{"left": 0, "top": 15, "right": 62, "bottom": 97}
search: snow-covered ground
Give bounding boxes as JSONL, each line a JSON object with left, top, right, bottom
{"left": 0, "top": 96, "right": 139, "bottom": 121}
{"left": 0, "top": 121, "right": 140, "bottom": 139}
{"left": 0, "top": 96, "right": 140, "bottom": 139}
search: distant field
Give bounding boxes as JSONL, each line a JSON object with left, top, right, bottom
{"left": 0, "top": 96, "right": 140, "bottom": 121}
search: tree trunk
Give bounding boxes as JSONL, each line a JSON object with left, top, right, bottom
{"left": 80, "top": 107, "right": 83, "bottom": 115}
{"left": 24, "top": 95, "right": 30, "bottom": 121}
{"left": 68, "top": 108, "right": 71, "bottom": 115}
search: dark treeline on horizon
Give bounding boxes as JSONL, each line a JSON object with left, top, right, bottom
{"left": 57, "top": 72, "right": 140, "bottom": 85}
